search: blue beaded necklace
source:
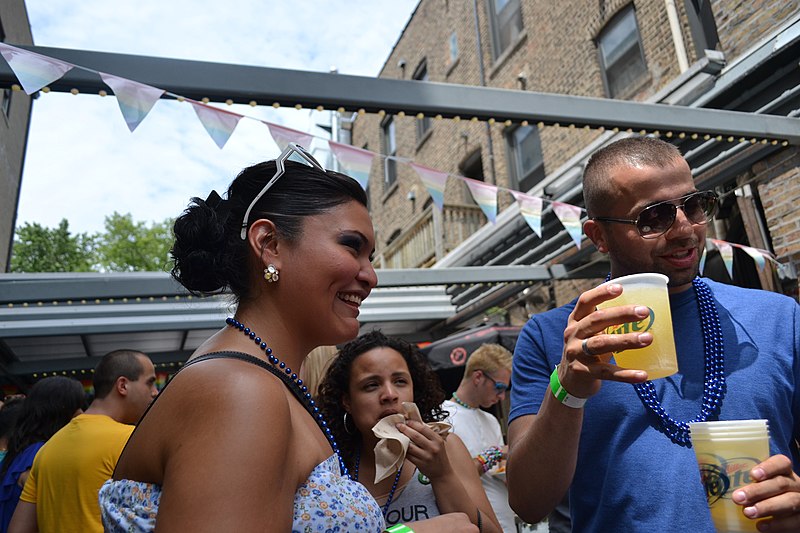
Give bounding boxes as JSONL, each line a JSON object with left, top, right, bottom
{"left": 451, "top": 392, "right": 475, "bottom": 409}
{"left": 352, "top": 450, "right": 404, "bottom": 518}
{"left": 610, "top": 277, "right": 726, "bottom": 447}
{"left": 225, "top": 317, "right": 350, "bottom": 476}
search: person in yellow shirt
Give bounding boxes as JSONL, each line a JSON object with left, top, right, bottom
{"left": 9, "top": 349, "right": 157, "bottom": 533}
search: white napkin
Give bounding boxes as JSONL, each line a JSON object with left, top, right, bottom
{"left": 372, "top": 402, "right": 452, "bottom": 483}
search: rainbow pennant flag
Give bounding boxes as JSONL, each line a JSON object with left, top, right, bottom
{"left": 463, "top": 178, "right": 498, "bottom": 224}
{"left": 190, "top": 101, "right": 243, "bottom": 149}
{"left": 409, "top": 163, "right": 448, "bottom": 210}
{"left": 0, "top": 43, "right": 73, "bottom": 95}
{"left": 552, "top": 201, "right": 583, "bottom": 249}
{"left": 712, "top": 239, "right": 735, "bottom": 279}
{"left": 266, "top": 122, "right": 314, "bottom": 152}
{"left": 328, "top": 141, "right": 374, "bottom": 190}
{"left": 99, "top": 73, "right": 164, "bottom": 132}
{"left": 510, "top": 191, "right": 543, "bottom": 237}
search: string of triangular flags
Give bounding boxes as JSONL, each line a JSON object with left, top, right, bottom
{"left": 0, "top": 43, "right": 582, "bottom": 239}
{"left": 0, "top": 44, "right": 783, "bottom": 274}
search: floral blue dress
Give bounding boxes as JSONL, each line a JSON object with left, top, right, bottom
{"left": 99, "top": 454, "right": 384, "bottom": 532}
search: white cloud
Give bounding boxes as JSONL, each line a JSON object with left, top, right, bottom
{"left": 18, "top": 0, "right": 418, "bottom": 233}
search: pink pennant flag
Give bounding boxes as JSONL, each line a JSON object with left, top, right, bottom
{"left": 510, "top": 191, "right": 543, "bottom": 237}
{"left": 740, "top": 245, "right": 767, "bottom": 271}
{"left": 0, "top": 43, "right": 73, "bottom": 95}
{"left": 712, "top": 239, "right": 734, "bottom": 279}
{"left": 699, "top": 246, "right": 708, "bottom": 275}
{"left": 328, "top": 141, "right": 375, "bottom": 190}
{"left": 190, "top": 101, "right": 243, "bottom": 149}
{"left": 409, "top": 163, "right": 448, "bottom": 211}
{"left": 463, "top": 178, "right": 498, "bottom": 224}
{"left": 552, "top": 201, "right": 584, "bottom": 249}
{"left": 99, "top": 73, "right": 164, "bottom": 132}
{"left": 266, "top": 122, "right": 314, "bottom": 152}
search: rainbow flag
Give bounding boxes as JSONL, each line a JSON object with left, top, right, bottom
{"left": 99, "top": 73, "right": 164, "bottom": 132}
{"left": 409, "top": 163, "right": 448, "bottom": 210}
{"left": 552, "top": 201, "right": 583, "bottom": 249}
{"left": 328, "top": 141, "right": 374, "bottom": 190}
{"left": 463, "top": 178, "right": 498, "bottom": 224}
{"left": 712, "top": 239, "right": 735, "bottom": 279}
{"left": 740, "top": 245, "right": 767, "bottom": 271}
{"left": 190, "top": 101, "right": 243, "bottom": 149}
{"left": 0, "top": 43, "right": 73, "bottom": 95}
{"left": 266, "top": 122, "right": 313, "bottom": 152}
{"left": 510, "top": 191, "right": 543, "bottom": 237}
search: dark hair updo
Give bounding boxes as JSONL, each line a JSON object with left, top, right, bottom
{"left": 170, "top": 159, "right": 367, "bottom": 302}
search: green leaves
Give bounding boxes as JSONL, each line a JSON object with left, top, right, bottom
{"left": 10, "top": 215, "right": 174, "bottom": 273}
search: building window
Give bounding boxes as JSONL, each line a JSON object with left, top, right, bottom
{"left": 506, "top": 125, "right": 545, "bottom": 192}
{"left": 382, "top": 117, "right": 397, "bottom": 188}
{"left": 597, "top": 6, "right": 647, "bottom": 98}
{"left": 413, "top": 61, "right": 432, "bottom": 142}
{"left": 488, "top": 0, "right": 524, "bottom": 60}
{"left": 448, "top": 32, "right": 459, "bottom": 63}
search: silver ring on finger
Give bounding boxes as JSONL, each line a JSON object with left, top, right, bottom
{"left": 581, "top": 338, "right": 594, "bottom": 357}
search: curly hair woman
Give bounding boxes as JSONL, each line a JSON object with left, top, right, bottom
{"left": 318, "top": 330, "right": 500, "bottom": 532}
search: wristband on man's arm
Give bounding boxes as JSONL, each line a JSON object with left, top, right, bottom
{"left": 549, "top": 365, "right": 587, "bottom": 408}
{"left": 385, "top": 524, "right": 414, "bottom": 533}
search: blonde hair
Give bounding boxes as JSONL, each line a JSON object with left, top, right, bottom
{"left": 300, "top": 345, "right": 338, "bottom": 397}
{"left": 463, "top": 343, "right": 512, "bottom": 380}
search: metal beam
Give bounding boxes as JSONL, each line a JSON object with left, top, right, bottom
{"left": 2, "top": 46, "right": 799, "bottom": 143}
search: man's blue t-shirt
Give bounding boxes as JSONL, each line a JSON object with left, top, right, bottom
{"left": 510, "top": 278, "right": 800, "bottom": 532}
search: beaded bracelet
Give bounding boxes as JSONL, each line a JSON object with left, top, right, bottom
{"left": 385, "top": 524, "right": 414, "bottom": 533}
{"left": 476, "top": 445, "right": 503, "bottom": 473}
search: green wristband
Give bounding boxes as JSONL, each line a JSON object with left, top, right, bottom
{"left": 386, "top": 525, "right": 415, "bottom": 533}
{"left": 550, "top": 365, "right": 587, "bottom": 408}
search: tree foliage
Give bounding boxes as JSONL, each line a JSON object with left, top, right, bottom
{"left": 10, "top": 220, "right": 94, "bottom": 273}
{"left": 10, "top": 214, "right": 174, "bottom": 273}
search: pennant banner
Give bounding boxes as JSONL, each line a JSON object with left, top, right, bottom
{"left": 511, "top": 191, "right": 544, "bottom": 237}
{"left": 99, "top": 73, "right": 164, "bottom": 132}
{"left": 409, "top": 163, "right": 448, "bottom": 211}
{"left": 0, "top": 43, "right": 74, "bottom": 95}
{"left": 740, "top": 245, "right": 767, "bottom": 271}
{"left": 712, "top": 239, "right": 735, "bottom": 279}
{"left": 266, "top": 122, "right": 314, "bottom": 152}
{"left": 328, "top": 141, "right": 375, "bottom": 190}
{"left": 190, "top": 102, "right": 243, "bottom": 149}
{"left": 552, "top": 201, "right": 583, "bottom": 249}
{"left": 463, "top": 178, "right": 498, "bottom": 224}
{"left": 699, "top": 247, "right": 708, "bottom": 275}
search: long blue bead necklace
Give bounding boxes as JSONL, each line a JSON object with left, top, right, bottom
{"left": 352, "top": 450, "right": 404, "bottom": 518}
{"left": 612, "top": 277, "right": 726, "bottom": 447}
{"left": 225, "top": 317, "right": 350, "bottom": 477}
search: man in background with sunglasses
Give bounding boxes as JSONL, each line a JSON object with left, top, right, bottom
{"left": 506, "top": 137, "right": 800, "bottom": 532}
{"left": 443, "top": 343, "right": 519, "bottom": 533}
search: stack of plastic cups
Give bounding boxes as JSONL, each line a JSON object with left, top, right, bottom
{"left": 688, "top": 420, "right": 770, "bottom": 532}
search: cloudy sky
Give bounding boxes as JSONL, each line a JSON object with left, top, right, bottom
{"left": 17, "top": 0, "right": 418, "bottom": 234}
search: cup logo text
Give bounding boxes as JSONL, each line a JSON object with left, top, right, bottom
{"left": 698, "top": 455, "right": 759, "bottom": 505}
{"left": 604, "top": 307, "right": 655, "bottom": 336}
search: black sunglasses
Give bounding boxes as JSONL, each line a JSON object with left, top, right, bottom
{"left": 591, "top": 190, "right": 719, "bottom": 239}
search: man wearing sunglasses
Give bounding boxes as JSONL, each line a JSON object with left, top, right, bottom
{"left": 506, "top": 137, "right": 800, "bottom": 532}
{"left": 443, "top": 344, "right": 517, "bottom": 533}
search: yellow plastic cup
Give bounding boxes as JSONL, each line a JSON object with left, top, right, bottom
{"left": 596, "top": 273, "right": 678, "bottom": 379}
{"left": 689, "top": 421, "right": 770, "bottom": 532}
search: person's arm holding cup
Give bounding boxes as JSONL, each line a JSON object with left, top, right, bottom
{"left": 506, "top": 281, "right": 652, "bottom": 523}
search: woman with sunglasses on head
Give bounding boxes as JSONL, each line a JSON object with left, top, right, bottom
{"left": 317, "top": 330, "right": 501, "bottom": 533}
{"left": 98, "top": 146, "right": 475, "bottom": 533}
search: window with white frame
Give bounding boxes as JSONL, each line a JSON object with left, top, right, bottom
{"left": 413, "top": 61, "right": 432, "bottom": 142}
{"left": 382, "top": 116, "right": 397, "bottom": 189}
{"left": 506, "top": 125, "right": 545, "bottom": 193}
{"left": 488, "top": 0, "right": 524, "bottom": 60}
{"left": 597, "top": 6, "right": 647, "bottom": 98}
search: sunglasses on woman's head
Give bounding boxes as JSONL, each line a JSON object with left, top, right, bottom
{"left": 239, "top": 143, "right": 325, "bottom": 240}
{"left": 591, "top": 190, "right": 719, "bottom": 239}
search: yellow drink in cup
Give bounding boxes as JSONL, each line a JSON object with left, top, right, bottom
{"left": 689, "top": 421, "right": 770, "bottom": 532}
{"left": 596, "top": 273, "right": 678, "bottom": 379}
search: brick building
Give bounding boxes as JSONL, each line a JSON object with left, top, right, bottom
{"left": 351, "top": 0, "right": 800, "bottom": 323}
